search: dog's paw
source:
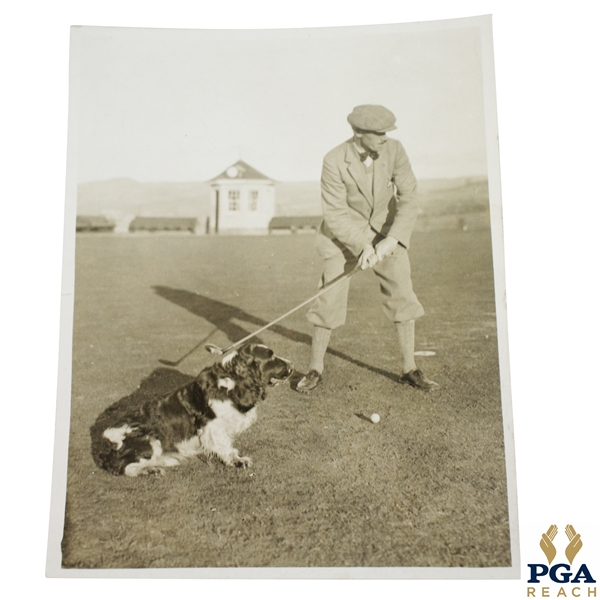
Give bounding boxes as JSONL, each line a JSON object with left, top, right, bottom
{"left": 126, "top": 464, "right": 166, "bottom": 476}
{"left": 234, "top": 456, "right": 253, "bottom": 468}
{"left": 146, "top": 466, "right": 166, "bottom": 476}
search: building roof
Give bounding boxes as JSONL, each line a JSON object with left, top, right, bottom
{"left": 129, "top": 217, "right": 197, "bottom": 231}
{"left": 210, "top": 160, "right": 272, "bottom": 182}
{"left": 76, "top": 215, "right": 116, "bottom": 231}
{"left": 269, "top": 216, "right": 322, "bottom": 230}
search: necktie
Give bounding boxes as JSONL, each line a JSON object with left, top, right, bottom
{"left": 359, "top": 150, "right": 379, "bottom": 162}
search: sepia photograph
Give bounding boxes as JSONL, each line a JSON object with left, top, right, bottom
{"left": 4, "top": 1, "right": 600, "bottom": 599}
{"left": 46, "top": 16, "right": 517, "bottom": 577}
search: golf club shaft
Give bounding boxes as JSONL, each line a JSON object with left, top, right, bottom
{"left": 216, "top": 263, "right": 362, "bottom": 354}
{"left": 159, "top": 327, "right": 219, "bottom": 366}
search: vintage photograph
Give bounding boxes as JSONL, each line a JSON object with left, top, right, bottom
{"left": 47, "top": 16, "right": 517, "bottom": 577}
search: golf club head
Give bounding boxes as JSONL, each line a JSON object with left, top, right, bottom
{"left": 158, "top": 359, "right": 179, "bottom": 366}
{"left": 205, "top": 343, "right": 224, "bottom": 355}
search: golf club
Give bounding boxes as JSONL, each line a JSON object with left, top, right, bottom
{"left": 206, "top": 262, "right": 362, "bottom": 356}
{"left": 158, "top": 327, "right": 219, "bottom": 366}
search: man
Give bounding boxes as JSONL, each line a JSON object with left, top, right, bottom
{"left": 296, "top": 104, "right": 438, "bottom": 393}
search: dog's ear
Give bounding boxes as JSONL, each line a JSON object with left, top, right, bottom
{"left": 194, "top": 369, "right": 216, "bottom": 391}
{"left": 237, "top": 343, "right": 256, "bottom": 364}
{"left": 228, "top": 345, "right": 253, "bottom": 378}
{"left": 231, "top": 375, "right": 266, "bottom": 409}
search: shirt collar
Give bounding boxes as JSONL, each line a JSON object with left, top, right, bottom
{"left": 353, "top": 142, "right": 373, "bottom": 167}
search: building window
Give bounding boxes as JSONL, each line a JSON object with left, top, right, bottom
{"left": 249, "top": 190, "right": 259, "bottom": 211}
{"left": 228, "top": 189, "right": 240, "bottom": 211}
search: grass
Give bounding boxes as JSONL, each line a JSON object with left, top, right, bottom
{"left": 61, "top": 226, "right": 511, "bottom": 569}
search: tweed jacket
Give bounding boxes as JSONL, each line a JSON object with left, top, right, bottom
{"left": 316, "top": 137, "right": 419, "bottom": 259}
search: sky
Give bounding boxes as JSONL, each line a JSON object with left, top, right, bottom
{"left": 75, "top": 21, "right": 489, "bottom": 183}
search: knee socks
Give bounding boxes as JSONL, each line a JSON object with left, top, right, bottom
{"left": 308, "top": 325, "right": 332, "bottom": 374}
{"left": 395, "top": 320, "right": 417, "bottom": 374}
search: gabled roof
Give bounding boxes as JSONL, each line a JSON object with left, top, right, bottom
{"left": 210, "top": 160, "right": 272, "bottom": 182}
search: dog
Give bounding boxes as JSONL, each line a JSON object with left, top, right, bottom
{"left": 90, "top": 343, "right": 293, "bottom": 476}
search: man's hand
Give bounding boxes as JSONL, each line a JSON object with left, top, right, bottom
{"left": 375, "top": 236, "right": 399, "bottom": 261}
{"left": 359, "top": 244, "right": 378, "bottom": 270}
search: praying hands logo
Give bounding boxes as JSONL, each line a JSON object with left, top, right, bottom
{"left": 565, "top": 524, "right": 584, "bottom": 565}
{"left": 540, "top": 524, "right": 558, "bottom": 564}
{"left": 540, "top": 524, "right": 583, "bottom": 565}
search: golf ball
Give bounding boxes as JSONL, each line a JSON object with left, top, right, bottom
{"left": 370, "top": 413, "right": 380, "bottom": 424}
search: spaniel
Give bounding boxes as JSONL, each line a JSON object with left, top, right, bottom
{"left": 90, "top": 343, "right": 293, "bottom": 476}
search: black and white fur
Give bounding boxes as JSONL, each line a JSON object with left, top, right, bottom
{"left": 90, "top": 343, "right": 293, "bottom": 476}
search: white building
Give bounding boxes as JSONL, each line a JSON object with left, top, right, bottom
{"left": 208, "top": 160, "right": 276, "bottom": 234}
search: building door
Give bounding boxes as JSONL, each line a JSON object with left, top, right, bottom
{"left": 215, "top": 190, "right": 220, "bottom": 234}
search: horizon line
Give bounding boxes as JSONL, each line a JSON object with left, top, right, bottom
{"left": 78, "top": 174, "right": 490, "bottom": 186}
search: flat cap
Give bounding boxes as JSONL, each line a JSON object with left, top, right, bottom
{"left": 347, "top": 105, "right": 397, "bottom": 133}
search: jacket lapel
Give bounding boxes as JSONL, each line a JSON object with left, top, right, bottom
{"left": 345, "top": 142, "right": 374, "bottom": 207}
{"left": 373, "top": 148, "right": 392, "bottom": 209}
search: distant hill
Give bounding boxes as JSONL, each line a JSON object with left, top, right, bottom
{"left": 416, "top": 176, "right": 490, "bottom": 231}
{"left": 274, "top": 181, "right": 321, "bottom": 216}
{"left": 77, "top": 178, "right": 212, "bottom": 218}
{"left": 77, "top": 176, "right": 490, "bottom": 231}
{"left": 76, "top": 178, "right": 323, "bottom": 219}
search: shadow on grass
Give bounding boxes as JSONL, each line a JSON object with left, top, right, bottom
{"left": 92, "top": 366, "right": 196, "bottom": 429}
{"left": 354, "top": 413, "right": 374, "bottom": 423}
{"left": 152, "top": 285, "right": 399, "bottom": 383}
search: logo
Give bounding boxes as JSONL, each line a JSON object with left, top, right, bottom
{"left": 539, "top": 525, "right": 583, "bottom": 567}
{"left": 526, "top": 524, "right": 596, "bottom": 598}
